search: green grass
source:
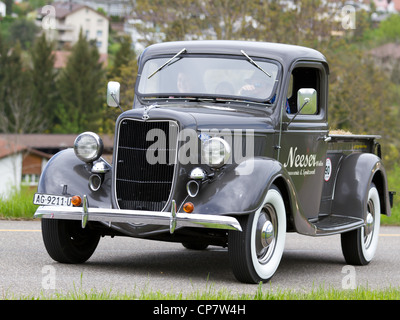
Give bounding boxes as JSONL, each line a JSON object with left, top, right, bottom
{"left": 0, "top": 187, "right": 37, "bottom": 219}
{"left": 7, "top": 283, "right": 400, "bottom": 300}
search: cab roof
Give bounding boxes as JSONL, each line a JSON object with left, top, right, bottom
{"left": 138, "top": 40, "right": 329, "bottom": 73}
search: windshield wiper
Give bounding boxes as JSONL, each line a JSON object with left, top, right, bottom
{"left": 148, "top": 48, "right": 187, "bottom": 79}
{"left": 241, "top": 50, "right": 271, "bottom": 78}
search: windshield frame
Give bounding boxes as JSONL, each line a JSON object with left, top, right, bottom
{"left": 135, "top": 53, "right": 282, "bottom": 107}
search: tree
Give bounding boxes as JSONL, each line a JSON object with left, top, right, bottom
{"left": 135, "top": 0, "right": 254, "bottom": 42}
{"left": 0, "top": 38, "right": 46, "bottom": 133}
{"left": 133, "top": 0, "right": 337, "bottom": 46}
{"left": 9, "top": 18, "right": 39, "bottom": 50}
{"left": 104, "top": 35, "right": 138, "bottom": 133}
{"left": 55, "top": 31, "right": 106, "bottom": 133}
{"left": 109, "top": 35, "right": 137, "bottom": 79}
{"left": 364, "top": 14, "right": 400, "bottom": 44}
{"left": 327, "top": 44, "right": 400, "bottom": 168}
{"left": 30, "top": 34, "right": 57, "bottom": 132}
{"left": 4, "top": 0, "right": 13, "bottom": 15}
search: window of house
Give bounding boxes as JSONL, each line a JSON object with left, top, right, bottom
{"left": 22, "top": 174, "right": 39, "bottom": 186}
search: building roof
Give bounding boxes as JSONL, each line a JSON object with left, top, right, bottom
{"left": 370, "top": 43, "right": 400, "bottom": 60}
{"left": 0, "top": 134, "right": 114, "bottom": 151}
{"left": 53, "top": 50, "right": 71, "bottom": 69}
{"left": 0, "top": 138, "right": 26, "bottom": 159}
{"left": 53, "top": 50, "right": 108, "bottom": 69}
{"left": 41, "top": 1, "right": 108, "bottom": 20}
{"left": 395, "top": 0, "right": 400, "bottom": 11}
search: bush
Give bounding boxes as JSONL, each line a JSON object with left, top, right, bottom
{"left": 382, "top": 164, "right": 400, "bottom": 225}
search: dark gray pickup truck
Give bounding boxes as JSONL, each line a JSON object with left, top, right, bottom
{"left": 34, "top": 41, "right": 394, "bottom": 283}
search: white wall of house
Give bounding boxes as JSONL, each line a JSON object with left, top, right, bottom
{"left": 0, "top": 153, "right": 22, "bottom": 200}
{"left": 65, "top": 7, "right": 109, "bottom": 54}
{"left": 0, "top": 1, "right": 6, "bottom": 17}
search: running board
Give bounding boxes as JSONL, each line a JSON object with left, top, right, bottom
{"left": 309, "top": 215, "right": 364, "bottom": 236}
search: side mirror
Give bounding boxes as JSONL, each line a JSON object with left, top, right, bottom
{"left": 297, "top": 88, "right": 317, "bottom": 115}
{"left": 107, "top": 81, "right": 120, "bottom": 107}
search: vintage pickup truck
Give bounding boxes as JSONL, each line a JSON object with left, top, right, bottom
{"left": 34, "top": 41, "right": 393, "bottom": 284}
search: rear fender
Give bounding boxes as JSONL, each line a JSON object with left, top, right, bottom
{"left": 332, "top": 153, "right": 391, "bottom": 219}
{"left": 37, "top": 149, "right": 112, "bottom": 208}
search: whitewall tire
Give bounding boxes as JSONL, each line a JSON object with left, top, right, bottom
{"left": 228, "top": 185, "right": 286, "bottom": 283}
{"left": 341, "top": 183, "right": 381, "bottom": 265}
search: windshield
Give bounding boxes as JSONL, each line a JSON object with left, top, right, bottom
{"left": 137, "top": 55, "right": 280, "bottom": 103}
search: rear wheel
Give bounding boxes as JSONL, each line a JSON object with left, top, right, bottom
{"left": 41, "top": 219, "right": 100, "bottom": 264}
{"left": 341, "top": 183, "right": 380, "bottom": 265}
{"left": 228, "top": 185, "right": 286, "bottom": 283}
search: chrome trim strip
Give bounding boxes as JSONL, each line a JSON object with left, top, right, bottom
{"left": 34, "top": 204, "right": 242, "bottom": 233}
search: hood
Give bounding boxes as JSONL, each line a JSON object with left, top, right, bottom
{"left": 119, "top": 102, "right": 275, "bottom": 133}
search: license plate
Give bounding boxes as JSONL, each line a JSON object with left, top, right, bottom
{"left": 33, "top": 193, "right": 73, "bottom": 207}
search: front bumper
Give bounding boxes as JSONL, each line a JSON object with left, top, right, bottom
{"left": 34, "top": 197, "right": 242, "bottom": 234}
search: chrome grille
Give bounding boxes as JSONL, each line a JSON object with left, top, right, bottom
{"left": 115, "top": 119, "right": 178, "bottom": 211}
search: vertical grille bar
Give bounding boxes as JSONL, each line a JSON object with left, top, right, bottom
{"left": 115, "top": 119, "right": 178, "bottom": 211}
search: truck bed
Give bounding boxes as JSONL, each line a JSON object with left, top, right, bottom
{"left": 328, "top": 132, "right": 381, "bottom": 156}
{"left": 318, "top": 132, "right": 382, "bottom": 217}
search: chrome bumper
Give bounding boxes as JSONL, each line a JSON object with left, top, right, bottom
{"left": 34, "top": 198, "right": 242, "bottom": 234}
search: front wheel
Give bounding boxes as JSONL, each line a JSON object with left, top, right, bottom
{"left": 41, "top": 219, "right": 100, "bottom": 264}
{"left": 228, "top": 185, "right": 286, "bottom": 283}
{"left": 341, "top": 183, "right": 381, "bottom": 265}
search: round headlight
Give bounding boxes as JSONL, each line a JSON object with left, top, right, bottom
{"left": 74, "top": 132, "right": 104, "bottom": 163}
{"left": 201, "top": 137, "right": 231, "bottom": 168}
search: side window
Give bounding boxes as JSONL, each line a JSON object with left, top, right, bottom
{"left": 286, "top": 67, "right": 320, "bottom": 115}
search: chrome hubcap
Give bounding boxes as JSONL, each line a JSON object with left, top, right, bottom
{"left": 261, "top": 221, "right": 274, "bottom": 247}
{"left": 256, "top": 204, "right": 277, "bottom": 264}
{"left": 365, "top": 213, "right": 374, "bottom": 236}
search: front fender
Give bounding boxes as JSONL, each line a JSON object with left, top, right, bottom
{"left": 332, "top": 153, "right": 390, "bottom": 219}
{"left": 37, "top": 149, "right": 112, "bottom": 208}
{"left": 188, "top": 157, "right": 286, "bottom": 216}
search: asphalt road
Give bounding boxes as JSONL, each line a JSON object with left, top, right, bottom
{"left": 1, "top": 220, "right": 399, "bottom": 298}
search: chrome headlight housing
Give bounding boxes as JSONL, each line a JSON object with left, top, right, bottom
{"left": 201, "top": 137, "right": 231, "bottom": 168}
{"left": 74, "top": 132, "right": 104, "bottom": 163}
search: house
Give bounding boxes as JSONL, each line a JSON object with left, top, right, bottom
{"left": 38, "top": 2, "right": 109, "bottom": 55}
{"left": 0, "top": 138, "right": 52, "bottom": 199}
{"left": 0, "top": 134, "right": 113, "bottom": 199}
{"left": 0, "top": 138, "right": 26, "bottom": 199}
